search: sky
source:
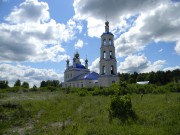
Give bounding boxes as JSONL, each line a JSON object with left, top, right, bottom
{"left": 0, "top": 0, "right": 180, "bottom": 86}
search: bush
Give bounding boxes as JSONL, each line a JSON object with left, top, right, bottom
{"left": 77, "top": 89, "right": 88, "bottom": 96}
{"left": 166, "top": 82, "right": 180, "bottom": 92}
{"left": 110, "top": 95, "right": 137, "bottom": 123}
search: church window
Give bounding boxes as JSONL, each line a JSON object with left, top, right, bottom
{"left": 81, "top": 82, "right": 83, "bottom": 88}
{"left": 102, "top": 66, "right": 106, "bottom": 74}
{"left": 111, "top": 65, "right": 114, "bottom": 74}
{"left": 109, "top": 39, "right": 112, "bottom": 45}
{"left": 103, "top": 51, "right": 106, "bottom": 59}
{"left": 110, "top": 51, "right": 113, "bottom": 58}
{"left": 103, "top": 39, "right": 106, "bottom": 45}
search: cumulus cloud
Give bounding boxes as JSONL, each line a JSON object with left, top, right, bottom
{"left": 73, "top": 0, "right": 180, "bottom": 56}
{"left": 74, "top": 39, "right": 84, "bottom": 49}
{"left": 175, "top": 41, "right": 180, "bottom": 55}
{"left": 0, "top": 63, "right": 63, "bottom": 87}
{"left": 0, "top": 0, "right": 81, "bottom": 62}
{"left": 118, "top": 55, "right": 166, "bottom": 73}
{"left": 115, "top": 2, "right": 180, "bottom": 56}
{"left": 89, "top": 57, "right": 100, "bottom": 73}
{"left": 73, "top": 0, "right": 165, "bottom": 21}
{"left": 5, "top": 0, "right": 50, "bottom": 24}
{"left": 163, "top": 66, "right": 180, "bottom": 71}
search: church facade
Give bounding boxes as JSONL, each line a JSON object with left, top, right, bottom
{"left": 62, "top": 21, "right": 119, "bottom": 88}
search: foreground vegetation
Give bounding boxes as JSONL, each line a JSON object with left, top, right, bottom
{"left": 0, "top": 87, "right": 179, "bottom": 135}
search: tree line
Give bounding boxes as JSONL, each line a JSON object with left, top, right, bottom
{"left": 0, "top": 69, "right": 179, "bottom": 90}
{"left": 118, "top": 69, "right": 180, "bottom": 85}
{"left": 0, "top": 79, "right": 61, "bottom": 89}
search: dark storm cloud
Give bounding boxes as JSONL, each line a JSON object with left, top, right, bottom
{"left": 74, "top": 0, "right": 165, "bottom": 20}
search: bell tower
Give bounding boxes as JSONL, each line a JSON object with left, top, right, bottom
{"left": 98, "top": 21, "right": 119, "bottom": 87}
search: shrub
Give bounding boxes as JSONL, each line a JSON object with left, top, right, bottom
{"left": 77, "top": 89, "right": 88, "bottom": 96}
{"left": 166, "top": 82, "right": 180, "bottom": 92}
{"left": 110, "top": 95, "right": 137, "bottom": 123}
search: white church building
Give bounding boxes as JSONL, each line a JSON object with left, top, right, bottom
{"left": 62, "top": 21, "right": 119, "bottom": 88}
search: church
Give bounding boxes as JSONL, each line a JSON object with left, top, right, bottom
{"left": 62, "top": 21, "right": 119, "bottom": 88}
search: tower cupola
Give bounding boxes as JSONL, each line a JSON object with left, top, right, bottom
{"left": 85, "top": 56, "right": 88, "bottom": 69}
{"left": 66, "top": 58, "right": 69, "bottom": 69}
{"left": 105, "top": 21, "right": 109, "bottom": 32}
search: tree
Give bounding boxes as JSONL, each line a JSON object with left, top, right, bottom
{"left": 52, "top": 80, "right": 60, "bottom": 87}
{"left": 0, "top": 80, "right": 8, "bottom": 89}
{"left": 136, "top": 74, "right": 146, "bottom": 82}
{"left": 22, "top": 82, "right": 29, "bottom": 88}
{"left": 40, "top": 81, "right": 47, "bottom": 87}
{"left": 14, "top": 79, "right": 21, "bottom": 87}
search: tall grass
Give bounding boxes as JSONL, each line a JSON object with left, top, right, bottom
{"left": 0, "top": 90, "right": 179, "bottom": 135}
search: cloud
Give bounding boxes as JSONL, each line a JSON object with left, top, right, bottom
{"left": 0, "top": 63, "right": 63, "bottom": 87}
{"left": 89, "top": 57, "right": 100, "bottom": 73}
{"left": 5, "top": 0, "right": 49, "bottom": 24}
{"left": 163, "top": 66, "right": 180, "bottom": 71}
{"left": 73, "top": 0, "right": 165, "bottom": 21}
{"left": 0, "top": 0, "right": 80, "bottom": 62}
{"left": 115, "top": 2, "right": 180, "bottom": 56}
{"left": 158, "top": 49, "right": 163, "bottom": 52}
{"left": 175, "top": 41, "right": 180, "bottom": 55}
{"left": 118, "top": 55, "right": 166, "bottom": 73}
{"left": 73, "top": 0, "right": 180, "bottom": 56}
{"left": 74, "top": 39, "right": 84, "bottom": 49}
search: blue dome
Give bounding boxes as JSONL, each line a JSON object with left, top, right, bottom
{"left": 83, "top": 72, "right": 99, "bottom": 80}
{"left": 75, "top": 63, "right": 86, "bottom": 69}
{"left": 101, "top": 32, "right": 113, "bottom": 36}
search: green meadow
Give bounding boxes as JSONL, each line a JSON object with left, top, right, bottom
{"left": 0, "top": 89, "right": 179, "bottom": 135}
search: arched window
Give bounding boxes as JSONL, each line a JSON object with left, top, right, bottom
{"left": 103, "top": 39, "right": 106, "bottom": 45}
{"left": 111, "top": 65, "right": 114, "bottom": 74}
{"left": 110, "top": 51, "right": 113, "bottom": 58}
{"left": 102, "top": 66, "right": 106, "bottom": 74}
{"left": 103, "top": 51, "right": 106, "bottom": 59}
{"left": 81, "top": 82, "right": 83, "bottom": 88}
{"left": 109, "top": 39, "right": 112, "bottom": 45}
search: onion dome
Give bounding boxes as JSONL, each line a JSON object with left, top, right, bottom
{"left": 75, "top": 52, "right": 79, "bottom": 58}
{"left": 66, "top": 59, "right": 69, "bottom": 63}
{"left": 105, "top": 21, "right": 109, "bottom": 26}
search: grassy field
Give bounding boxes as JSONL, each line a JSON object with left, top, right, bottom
{"left": 0, "top": 90, "right": 179, "bottom": 135}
